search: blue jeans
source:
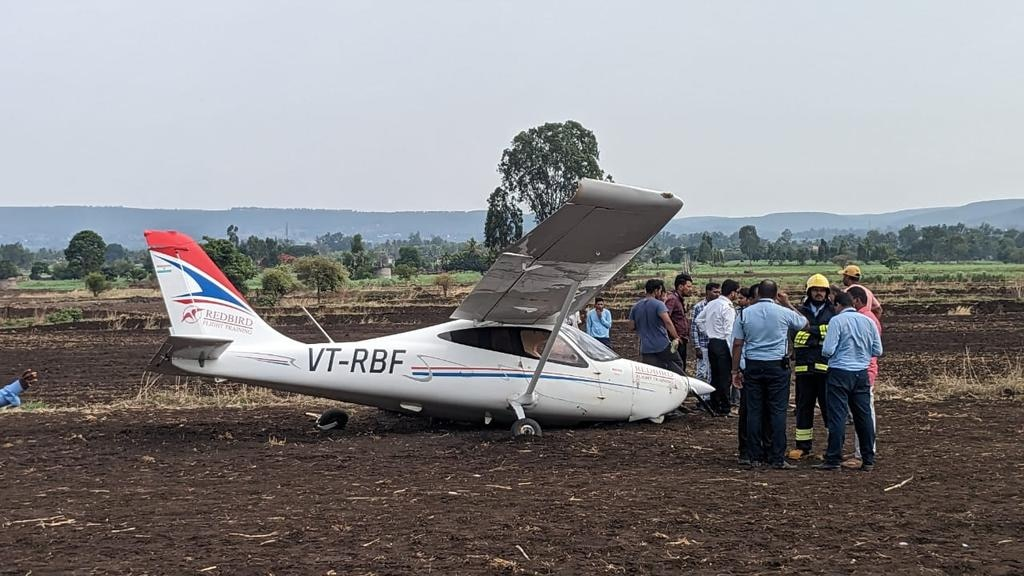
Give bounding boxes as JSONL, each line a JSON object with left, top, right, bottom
{"left": 825, "top": 368, "right": 876, "bottom": 466}
{"left": 742, "top": 359, "right": 790, "bottom": 465}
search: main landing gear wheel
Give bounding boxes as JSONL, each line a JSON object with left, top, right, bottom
{"left": 316, "top": 408, "right": 349, "bottom": 432}
{"left": 511, "top": 417, "right": 542, "bottom": 438}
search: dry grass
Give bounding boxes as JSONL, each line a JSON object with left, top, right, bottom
{"left": 120, "top": 374, "right": 330, "bottom": 409}
{"left": 877, "top": 353, "right": 1023, "bottom": 402}
{"left": 946, "top": 305, "right": 973, "bottom": 316}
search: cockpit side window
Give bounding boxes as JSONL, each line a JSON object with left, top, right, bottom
{"left": 438, "top": 327, "right": 588, "bottom": 368}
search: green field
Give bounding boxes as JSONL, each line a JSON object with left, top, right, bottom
{"left": 638, "top": 261, "right": 1024, "bottom": 286}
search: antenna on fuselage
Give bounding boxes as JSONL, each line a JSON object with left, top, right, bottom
{"left": 301, "top": 306, "right": 334, "bottom": 343}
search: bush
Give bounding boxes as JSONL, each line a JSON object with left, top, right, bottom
{"left": 260, "top": 267, "right": 298, "bottom": 305}
{"left": 84, "top": 272, "right": 110, "bottom": 296}
{"left": 47, "top": 308, "right": 84, "bottom": 324}
{"left": 435, "top": 272, "right": 454, "bottom": 297}
{"left": 394, "top": 263, "right": 418, "bottom": 282}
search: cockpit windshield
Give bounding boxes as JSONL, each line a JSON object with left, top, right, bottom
{"left": 560, "top": 324, "right": 620, "bottom": 362}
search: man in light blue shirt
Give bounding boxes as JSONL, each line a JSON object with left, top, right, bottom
{"left": 586, "top": 297, "right": 613, "bottom": 348}
{"left": 731, "top": 280, "right": 809, "bottom": 469}
{"left": 816, "top": 291, "right": 883, "bottom": 471}
{"left": 0, "top": 369, "right": 39, "bottom": 408}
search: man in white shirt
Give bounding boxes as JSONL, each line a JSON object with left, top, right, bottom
{"left": 695, "top": 279, "right": 741, "bottom": 416}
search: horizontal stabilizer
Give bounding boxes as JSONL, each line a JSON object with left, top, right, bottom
{"left": 146, "top": 335, "right": 233, "bottom": 374}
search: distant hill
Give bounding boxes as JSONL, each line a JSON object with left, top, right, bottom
{"left": 1, "top": 199, "right": 1021, "bottom": 249}
{"left": 662, "top": 199, "right": 1024, "bottom": 238}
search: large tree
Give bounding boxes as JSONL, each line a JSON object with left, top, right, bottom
{"left": 200, "top": 237, "right": 257, "bottom": 294}
{"left": 64, "top": 230, "right": 107, "bottom": 278}
{"left": 738, "top": 225, "right": 762, "bottom": 263}
{"left": 497, "top": 120, "right": 607, "bottom": 224}
{"left": 483, "top": 187, "right": 523, "bottom": 252}
{"left": 294, "top": 256, "right": 348, "bottom": 304}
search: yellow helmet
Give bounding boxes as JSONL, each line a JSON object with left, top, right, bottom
{"left": 806, "top": 274, "right": 830, "bottom": 290}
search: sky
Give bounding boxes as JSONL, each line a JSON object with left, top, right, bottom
{"left": 2, "top": 1, "right": 1023, "bottom": 217}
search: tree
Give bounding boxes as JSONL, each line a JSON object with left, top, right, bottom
{"left": 260, "top": 267, "right": 298, "bottom": 305}
{"left": 104, "top": 243, "right": 127, "bottom": 263}
{"left": 483, "top": 187, "right": 523, "bottom": 252}
{"left": 393, "top": 263, "right": 417, "bottom": 282}
{"left": 434, "top": 272, "right": 454, "bottom": 298}
{"left": 84, "top": 272, "right": 110, "bottom": 296}
{"left": 0, "top": 243, "right": 33, "bottom": 268}
{"left": 697, "top": 233, "right": 714, "bottom": 263}
{"left": 64, "top": 230, "right": 107, "bottom": 278}
{"left": 227, "top": 225, "right": 240, "bottom": 247}
{"left": 0, "top": 260, "right": 19, "bottom": 280}
{"left": 498, "top": 120, "right": 607, "bottom": 223}
{"left": 816, "top": 239, "right": 830, "bottom": 262}
{"left": 200, "top": 237, "right": 257, "bottom": 294}
{"left": 396, "top": 246, "right": 423, "bottom": 269}
{"left": 29, "top": 261, "right": 50, "bottom": 280}
{"left": 738, "top": 225, "right": 762, "bottom": 264}
{"left": 668, "top": 246, "right": 686, "bottom": 264}
{"left": 294, "top": 256, "right": 347, "bottom": 305}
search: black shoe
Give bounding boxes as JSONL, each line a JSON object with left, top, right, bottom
{"left": 860, "top": 463, "right": 875, "bottom": 472}
{"left": 813, "top": 462, "right": 841, "bottom": 471}
{"left": 771, "top": 461, "right": 796, "bottom": 470}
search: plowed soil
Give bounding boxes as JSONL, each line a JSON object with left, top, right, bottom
{"left": 2, "top": 297, "right": 1023, "bottom": 575}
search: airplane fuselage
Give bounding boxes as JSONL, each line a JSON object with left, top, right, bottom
{"left": 169, "top": 320, "right": 695, "bottom": 425}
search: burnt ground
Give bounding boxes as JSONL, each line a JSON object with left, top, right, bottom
{"left": 1, "top": 300, "right": 1023, "bottom": 574}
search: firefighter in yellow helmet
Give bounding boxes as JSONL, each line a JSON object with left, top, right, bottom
{"left": 787, "top": 274, "right": 835, "bottom": 460}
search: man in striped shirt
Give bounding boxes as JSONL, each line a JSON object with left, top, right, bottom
{"left": 690, "top": 282, "right": 720, "bottom": 382}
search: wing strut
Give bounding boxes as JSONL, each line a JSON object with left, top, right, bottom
{"left": 511, "top": 280, "right": 580, "bottom": 415}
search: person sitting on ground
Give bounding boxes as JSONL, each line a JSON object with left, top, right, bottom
{"left": 0, "top": 369, "right": 40, "bottom": 408}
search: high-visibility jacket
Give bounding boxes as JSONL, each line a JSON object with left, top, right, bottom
{"left": 792, "top": 299, "right": 835, "bottom": 374}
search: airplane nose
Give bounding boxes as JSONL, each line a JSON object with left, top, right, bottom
{"left": 686, "top": 377, "right": 715, "bottom": 396}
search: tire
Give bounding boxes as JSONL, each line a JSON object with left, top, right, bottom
{"left": 511, "top": 417, "right": 542, "bottom": 438}
{"left": 316, "top": 408, "right": 349, "bottom": 431}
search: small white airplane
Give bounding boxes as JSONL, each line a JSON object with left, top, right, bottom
{"left": 144, "top": 179, "right": 714, "bottom": 437}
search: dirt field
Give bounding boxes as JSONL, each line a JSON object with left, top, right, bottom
{"left": 2, "top": 290, "right": 1023, "bottom": 575}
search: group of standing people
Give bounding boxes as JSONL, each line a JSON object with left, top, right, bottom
{"left": 623, "top": 265, "right": 884, "bottom": 471}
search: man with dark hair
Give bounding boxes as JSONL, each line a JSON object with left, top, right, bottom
{"left": 787, "top": 273, "right": 836, "bottom": 461}
{"left": 816, "top": 290, "right": 883, "bottom": 472}
{"left": 846, "top": 285, "right": 882, "bottom": 468}
{"left": 691, "top": 282, "right": 720, "bottom": 382}
{"left": 0, "top": 369, "right": 40, "bottom": 408}
{"left": 664, "top": 273, "right": 694, "bottom": 371}
{"left": 695, "top": 279, "right": 741, "bottom": 415}
{"left": 586, "top": 297, "right": 613, "bottom": 348}
{"left": 628, "top": 279, "right": 685, "bottom": 375}
{"left": 731, "top": 280, "right": 808, "bottom": 469}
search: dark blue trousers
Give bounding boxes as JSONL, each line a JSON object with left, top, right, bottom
{"left": 825, "top": 368, "right": 876, "bottom": 466}
{"left": 742, "top": 360, "right": 790, "bottom": 465}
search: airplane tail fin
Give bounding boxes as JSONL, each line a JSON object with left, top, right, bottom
{"left": 145, "top": 230, "right": 294, "bottom": 346}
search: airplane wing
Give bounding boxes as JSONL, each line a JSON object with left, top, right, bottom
{"left": 452, "top": 179, "right": 683, "bottom": 325}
